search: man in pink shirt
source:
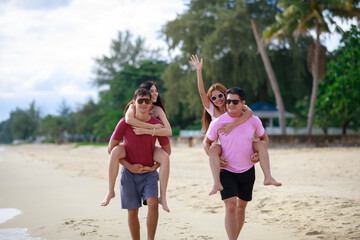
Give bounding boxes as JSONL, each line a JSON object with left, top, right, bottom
{"left": 204, "top": 87, "right": 268, "bottom": 240}
{"left": 108, "top": 88, "right": 171, "bottom": 240}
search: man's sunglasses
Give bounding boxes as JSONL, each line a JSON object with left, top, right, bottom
{"left": 226, "top": 99, "right": 241, "bottom": 105}
{"left": 211, "top": 93, "right": 224, "bottom": 101}
{"left": 137, "top": 98, "right": 151, "bottom": 104}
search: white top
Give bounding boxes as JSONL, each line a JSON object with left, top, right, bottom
{"left": 204, "top": 101, "right": 217, "bottom": 121}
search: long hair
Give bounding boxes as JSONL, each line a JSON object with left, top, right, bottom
{"left": 139, "top": 81, "right": 166, "bottom": 114}
{"left": 201, "top": 83, "right": 227, "bottom": 134}
{"left": 123, "top": 81, "right": 166, "bottom": 116}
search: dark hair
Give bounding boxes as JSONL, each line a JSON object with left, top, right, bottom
{"left": 226, "top": 87, "right": 246, "bottom": 101}
{"left": 139, "top": 81, "right": 166, "bottom": 114}
{"left": 202, "top": 83, "right": 227, "bottom": 134}
{"left": 123, "top": 88, "right": 151, "bottom": 115}
{"left": 133, "top": 88, "right": 151, "bottom": 100}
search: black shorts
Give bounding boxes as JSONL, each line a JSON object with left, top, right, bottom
{"left": 220, "top": 166, "right": 255, "bottom": 201}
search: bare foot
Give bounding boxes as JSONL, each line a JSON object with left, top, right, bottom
{"left": 209, "top": 183, "right": 223, "bottom": 196}
{"left": 101, "top": 191, "right": 115, "bottom": 206}
{"left": 159, "top": 197, "right": 170, "bottom": 213}
{"left": 264, "top": 177, "right": 282, "bottom": 187}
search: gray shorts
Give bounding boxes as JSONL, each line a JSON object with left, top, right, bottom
{"left": 120, "top": 167, "right": 159, "bottom": 209}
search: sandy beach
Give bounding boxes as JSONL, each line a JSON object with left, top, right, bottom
{"left": 0, "top": 143, "right": 359, "bottom": 239}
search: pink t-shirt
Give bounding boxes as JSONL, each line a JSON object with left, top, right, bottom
{"left": 111, "top": 117, "right": 170, "bottom": 167}
{"left": 206, "top": 113, "right": 265, "bottom": 173}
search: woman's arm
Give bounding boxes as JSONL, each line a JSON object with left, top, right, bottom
{"left": 154, "top": 107, "right": 172, "bottom": 136}
{"left": 125, "top": 104, "right": 163, "bottom": 129}
{"left": 189, "top": 54, "right": 210, "bottom": 109}
{"left": 132, "top": 107, "right": 172, "bottom": 136}
{"left": 218, "top": 105, "right": 253, "bottom": 135}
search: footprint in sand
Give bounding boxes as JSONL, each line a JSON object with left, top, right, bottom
{"left": 305, "top": 230, "right": 322, "bottom": 236}
{"left": 63, "top": 218, "right": 100, "bottom": 237}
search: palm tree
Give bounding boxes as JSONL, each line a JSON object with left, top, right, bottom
{"left": 251, "top": 19, "right": 287, "bottom": 135}
{"left": 263, "top": 0, "right": 360, "bottom": 134}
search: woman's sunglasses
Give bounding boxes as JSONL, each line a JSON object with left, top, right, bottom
{"left": 211, "top": 93, "right": 224, "bottom": 101}
{"left": 226, "top": 99, "right": 241, "bottom": 105}
{"left": 137, "top": 98, "right": 151, "bottom": 104}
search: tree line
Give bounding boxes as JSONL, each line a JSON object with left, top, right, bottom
{"left": 0, "top": 0, "right": 359, "bottom": 144}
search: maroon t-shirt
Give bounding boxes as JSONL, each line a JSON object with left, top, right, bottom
{"left": 111, "top": 117, "right": 170, "bottom": 167}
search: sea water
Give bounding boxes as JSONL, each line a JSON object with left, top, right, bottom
{"left": 0, "top": 208, "right": 42, "bottom": 240}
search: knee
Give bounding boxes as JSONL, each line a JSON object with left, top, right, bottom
{"left": 237, "top": 205, "right": 246, "bottom": 215}
{"left": 147, "top": 198, "right": 159, "bottom": 210}
{"left": 155, "top": 150, "right": 169, "bottom": 165}
{"left": 209, "top": 145, "right": 221, "bottom": 156}
{"left": 225, "top": 201, "right": 237, "bottom": 214}
{"left": 253, "top": 141, "right": 266, "bottom": 151}
{"left": 111, "top": 145, "right": 125, "bottom": 159}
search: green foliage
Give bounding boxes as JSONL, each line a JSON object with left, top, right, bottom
{"left": 9, "top": 101, "right": 40, "bottom": 141}
{"left": 39, "top": 115, "right": 69, "bottom": 143}
{"left": 161, "top": 0, "right": 312, "bottom": 126}
{"left": 72, "top": 99, "right": 101, "bottom": 141}
{"left": 264, "top": 0, "right": 360, "bottom": 133}
{"left": 315, "top": 24, "right": 360, "bottom": 134}
{"left": 0, "top": 119, "right": 12, "bottom": 143}
{"left": 92, "top": 31, "right": 167, "bottom": 138}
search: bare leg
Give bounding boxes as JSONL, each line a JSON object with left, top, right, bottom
{"left": 209, "top": 144, "right": 223, "bottom": 195}
{"left": 224, "top": 197, "right": 239, "bottom": 240}
{"left": 153, "top": 147, "right": 170, "bottom": 212}
{"left": 128, "top": 208, "right": 140, "bottom": 240}
{"left": 236, "top": 199, "right": 248, "bottom": 237}
{"left": 101, "top": 144, "right": 126, "bottom": 206}
{"left": 146, "top": 197, "right": 159, "bottom": 240}
{"left": 252, "top": 141, "right": 282, "bottom": 187}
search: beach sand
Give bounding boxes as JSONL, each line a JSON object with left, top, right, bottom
{"left": 0, "top": 144, "right": 359, "bottom": 239}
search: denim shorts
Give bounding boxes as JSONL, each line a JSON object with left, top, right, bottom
{"left": 120, "top": 167, "right": 159, "bottom": 209}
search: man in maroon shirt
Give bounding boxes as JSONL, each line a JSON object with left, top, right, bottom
{"left": 108, "top": 88, "right": 171, "bottom": 240}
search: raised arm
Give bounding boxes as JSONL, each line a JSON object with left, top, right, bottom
{"left": 189, "top": 54, "right": 210, "bottom": 109}
{"left": 219, "top": 105, "right": 253, "bottom": 135}
{"left": 125, "top": 104, "right": 163, "bottom": 129}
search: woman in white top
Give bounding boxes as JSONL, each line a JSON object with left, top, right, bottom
{"left": 189, "top": 54, "right": 281, "bottom": 196}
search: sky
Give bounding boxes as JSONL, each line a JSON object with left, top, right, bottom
{"left": 0, "top": 0, "right": 356, "bottom": 122}
{"left": 0, "top": 0, "right": 187, "bottom": 121}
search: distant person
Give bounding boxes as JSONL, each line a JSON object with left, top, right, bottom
{"left": 189, "top": 54, "right": 281, "bottom": 196}
{"left": 102, "top": 81, "right": 172, "bottom": 213}
{"left": 108, "top": 88, "right": 171, "bottom": 240}
{"left": 204, "top": 87, "right": 273, "bottom": 239}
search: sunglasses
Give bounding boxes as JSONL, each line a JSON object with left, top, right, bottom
{"left": 137, "top": 98, "right": 151, "bottom": 104}
{"left": 211, "top": 93, "right": 224, "bottom": 101}
{"left": 226, "top": 99, "right": 241, "bottom": 105}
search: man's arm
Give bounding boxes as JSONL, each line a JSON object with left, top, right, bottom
{"left": 108, "top": 138, "right": 120, "bottom": 155}
{"left": 161, "top": 143, "right": 171, "bottom": 156}
{"left": 203, "top": 137, "right": 214, "bottom": 156}
{"left": 258, "top": 132, "right": 269, "bottom": 147}
{"left": 119, "top": 159, "right": 144, "bottom": 174}
{"left": 140, "top": 143, "right": 170, "bottom": 174}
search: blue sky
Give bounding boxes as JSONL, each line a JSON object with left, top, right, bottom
{"left": 0, "top": 0, "right": 356, "bottom": 122}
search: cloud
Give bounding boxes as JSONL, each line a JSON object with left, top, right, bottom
{"left": 10, "top": 0, "right": 71, "bottom": 10}
{"left": 0, "top": 0, "right": 186, "bottom": 121}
